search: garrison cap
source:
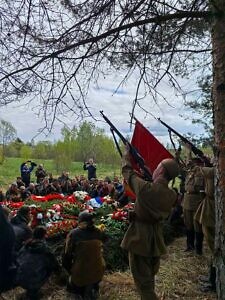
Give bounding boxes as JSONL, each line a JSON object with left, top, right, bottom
{"left": 78, "top": 211, "right": 94, "bottom": 223}
{"left": 161, "top": 158, "right": 179, "bottom": 180}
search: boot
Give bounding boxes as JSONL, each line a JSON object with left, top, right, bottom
{"left": 199, "top": 265, "right": 216, "bottom": 293}
{"left": 199, "top": 274, "right": 209, "bottom": 283}
{"left": 184, "top": 230, "right": 195, "bottom": 251}
{"left": 200, "top": 282, "right": 216, "bottom": 293}
{"left": 209, "top": 265, "right": 216, "bottom": 291}
{"left": 195, "top": 232, "right": 204, "bottom": 255}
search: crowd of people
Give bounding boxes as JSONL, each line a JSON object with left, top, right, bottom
{"left": 1, "top": 160, "right": 124, "bottom": 204}
{"left": 0, "top": 149, "right": 216, "bottom": 299}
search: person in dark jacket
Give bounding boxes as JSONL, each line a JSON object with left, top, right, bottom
{"left": 63, "top": 211, "right": 107, "bottom": 299}
{"left": 0, "top": 205, "right": 16, "bottom": 294}
{"left": 6, "top": 183, "right": 21, "bottom": 202}
{"left": 16, "top": 226, "right": 60, "bottom": 300}
{"left": 83, "top": 159, "right": 97, "bottom": 181}
{"left": 11, "top": 206, "right": 32, "bottom": 252}
{"left": 26, "top": 183, "right": 38, "bottom": 195}
{"left": 0, "top": 188, "right": 5, "bottom": 201}
{"left": 16, "top": 177, "right": 25, "bottom": 188}
{"left": 19, "top": 186, "right": 31, "bottom": 201}
{"left": 20, "top": 160, "right": 37, "bottom": 187}
{"left": 35, "top": 164, "right": 47, "bottom": 184}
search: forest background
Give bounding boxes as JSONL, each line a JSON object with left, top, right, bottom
{"left": 0, "top": 120, "right": 124, "bottom": 188}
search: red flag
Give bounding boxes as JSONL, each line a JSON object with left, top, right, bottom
{"left": 131, "top": 119, "right": 173, "bottom": 173}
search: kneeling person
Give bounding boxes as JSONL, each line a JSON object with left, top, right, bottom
{"left": 16, "top": 226, "right": 60, "bottom": 300}
{"left": 63, "top": 211, "right": 107, "bottom": 299}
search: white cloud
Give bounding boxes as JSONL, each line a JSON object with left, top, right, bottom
{"left": 0, "top": 70, "right": 204, "bottom": 146}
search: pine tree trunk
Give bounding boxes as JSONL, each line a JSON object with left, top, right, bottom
{"left": 212, "top": 2, "right": 225, "bottom": 298}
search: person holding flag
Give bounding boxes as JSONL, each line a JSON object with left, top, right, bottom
{"left": 120, "top": 143, "right": 179, "bottom": 300}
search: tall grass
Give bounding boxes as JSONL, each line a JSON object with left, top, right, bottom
{"left": 0, "top": 157, "right": 121, "bottom": 190}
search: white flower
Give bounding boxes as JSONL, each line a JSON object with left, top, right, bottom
{"left": 103, "top": 195, "right": 112, "bottom": 201}
{"left": 46, "top": 212, "right": 51, "bottom": 218}
{"left": 37, "top": 213, "right": 43, "bottom": 219}
{"left": 53, "top": 213, "right": 59, "bottom": 220}
{"left": 74, "top": 191, "right": 88, "bottom": 201}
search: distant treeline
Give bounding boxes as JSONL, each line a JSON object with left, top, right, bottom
{"left": 3, "top": 121, "right": 122, "bottom": 172}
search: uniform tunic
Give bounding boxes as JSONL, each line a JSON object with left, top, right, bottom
{"left": 121, "top": 158, "right": 176, "bottom": 300}
{"left": 195, "top": 167, "right": 215, "bottom": 253}
{"left": 183, "top": 165, "right": 204, "bottom": 231}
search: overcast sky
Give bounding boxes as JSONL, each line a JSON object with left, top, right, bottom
{"left": 0, "top": 70, "right": 203, "bottom": 146}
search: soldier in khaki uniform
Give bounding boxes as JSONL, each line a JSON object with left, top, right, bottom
{"left": 183, "top": 158, "right": 205, "bottom": 254}
{"left": 195, "top": 167, "right": 216, "bottom": 292}
{"left": 121, "top": 146, "right": 179, "bottom": 300}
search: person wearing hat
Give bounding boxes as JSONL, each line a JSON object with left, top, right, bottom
{"left": 11, "top": 206, "right": 32, "bottom": 251}
{"left": 63, "top": 211, "right": 107, "bottom": 299}
{"left": 183, "top": 157, "right": 205, "bottom": 254}
{"left": 195, "top": 166, "right": 216, "bottom": 292}
{"left": 120, "top": 144, "right": 179, "bottom": 300}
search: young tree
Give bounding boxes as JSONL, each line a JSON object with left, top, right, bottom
{"left": 184, "top": 75, "right": 213, "bottom": 147}
{"left": 53, "top": 140, "right": 74, "bottom": 173}
{"left": 32, "top": 141, "right": 54, "bottom": 159}
{"left": 60, "top": 125, "right": 79, "bottom": 161}
{"left": 0, "top": 119, "right": 17, "bottom": 163}
{"left": 20, "top": 144, "right": 32, "bottom": 161}
{"left": 1, "top": 0, "right": 225, "bottom": 297}
{"left": 5, "top": 138, "right": 24, "bottom": 158}
{"left": 76, "top": 121, "right": 99, "bottom": 161}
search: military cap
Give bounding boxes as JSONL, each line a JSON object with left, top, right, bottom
{"left": 78, "top": 211, "right": 94, "bottom": 223}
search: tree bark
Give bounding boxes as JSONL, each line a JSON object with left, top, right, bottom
{"left": 212, "top": 2, "right": 225, "bottom": 298}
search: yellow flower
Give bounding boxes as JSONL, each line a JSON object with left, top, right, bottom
{"left": 96, "top": 224, "right": 106, "bottom": 231}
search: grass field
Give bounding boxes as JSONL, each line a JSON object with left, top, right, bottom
{"left": 0, "top": 157, "right": 121, "bottom": 191}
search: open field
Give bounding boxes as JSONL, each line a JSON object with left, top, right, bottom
{"left": 0, "top": 158, "right": 121, "bottom": 191}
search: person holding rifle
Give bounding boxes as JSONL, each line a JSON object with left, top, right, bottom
{"left": 182, "top": 145, "right": 205, "bottom": 255}
{"left": 195, "top": 166, "right": 216, "bottom": 293}
{"left": 121, "top": 144, "right": 179, "bottom": 300}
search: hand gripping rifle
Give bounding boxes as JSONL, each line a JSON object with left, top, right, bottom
{"left": 158, "top": 118, "right": 212, "bottom": 166}
{"left": 100, "top": 111, "right": 152, "bottom": 181}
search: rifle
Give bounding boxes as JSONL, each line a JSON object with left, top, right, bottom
{"left": 100, "top": 111, "right": 152, "bottom": 181}
{"left": 158, "top": 118, "right": 211, "bottom": 166}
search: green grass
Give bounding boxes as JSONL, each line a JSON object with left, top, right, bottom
{"left": 0, "top": 157, "right": 121, "bottom": 191}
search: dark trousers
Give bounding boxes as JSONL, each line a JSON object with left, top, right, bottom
{"left": 128, "top": 252, "right": 160, "bottom": 300}
{"left": 184, "top": 209, "right": 203, "bottom": 253}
